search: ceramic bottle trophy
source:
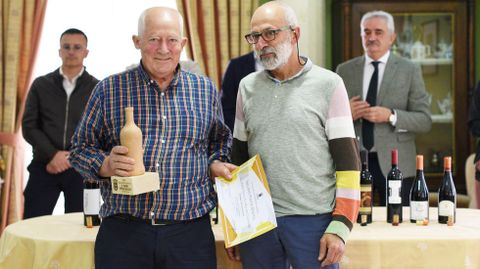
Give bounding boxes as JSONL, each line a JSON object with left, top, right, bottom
{"left": 120, "top": 107, "right": 145, "bottom": 175}
{"left": 111, "top": 107, "right": 159, "bottom": 195}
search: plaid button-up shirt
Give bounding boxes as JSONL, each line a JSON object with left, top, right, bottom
{"left": 70, "top": 63, "right": 232, "bottom": 220}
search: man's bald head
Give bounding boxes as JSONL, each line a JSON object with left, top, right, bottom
{"left": 251, "top": 1, "right": 298, "bottom": 29}
{"left": 137, "top": 7, "right": 184, "bottom": 37}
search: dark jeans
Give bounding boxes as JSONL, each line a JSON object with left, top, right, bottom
{"left": 95, "top": 214, "right": 216, "bottom": 269}
{"left": 23, "top": 161, "right": 83, "bottom": 219}
{"left": 369, "top": 152, "right": 414, "bottom": 206}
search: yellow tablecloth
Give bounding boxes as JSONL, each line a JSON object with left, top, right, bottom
{"left": 0, "top": 208, "right": 479, "bottom": 269}
{"left": 0, "top": 213, "right": 98, "bottom": 269}
{"left": 0, "top": 213, "right": 240, "bottom": 269}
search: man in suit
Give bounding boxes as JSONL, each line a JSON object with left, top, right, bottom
{"left": 221, "top": 52, "right": 259, "bottom": 132}
{"left": 336, "top": 10, "right": 431, "bottom": 206}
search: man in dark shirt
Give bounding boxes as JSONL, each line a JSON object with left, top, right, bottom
{"left": 221, "top": 52, "right": 257, "bottom": 131}
{"left": 22, "top": 28, "right": 99, "bottom": 218}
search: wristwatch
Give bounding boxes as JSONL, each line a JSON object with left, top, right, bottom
{"left": 388, "top": 109, "right": 396, "bottom": 126}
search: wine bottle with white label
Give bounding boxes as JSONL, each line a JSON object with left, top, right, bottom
{"left": 438, "top": 156, "right": 456, "bottom": 224}
{"left": 387, "top": 149, "right": 402, "bottom": 223}
{"left": 409, "top": 155, "right": 429, "bottom": 223}
{"left": 84, "top": 180, "right": 101, "bottom": 227}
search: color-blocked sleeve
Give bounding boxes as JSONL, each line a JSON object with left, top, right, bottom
{"left": 231, "top": 83, "right": 249, "bottom": 166}
{"left": 325, "top": 79, "right": 361, "bottom": 243}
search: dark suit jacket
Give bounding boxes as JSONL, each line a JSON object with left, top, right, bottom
{"left": 336, "top": 53, "right": 432, "bottom": 178}
{"left": 468, "top": 82, "right": 480, "bottom": 164}
{"left": 221, "top": 52, "right": 256, "bottom": 132}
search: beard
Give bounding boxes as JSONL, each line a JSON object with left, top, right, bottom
{"left": 254, "top": 36, "right": 293, "bottom": 70}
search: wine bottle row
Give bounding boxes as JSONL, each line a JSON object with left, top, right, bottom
{"left": 357, "top": 149, "right": 457, "bottom": 226}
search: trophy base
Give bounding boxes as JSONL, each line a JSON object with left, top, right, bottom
{"left": 111, "top": 172, "right": 160, "bottom": 195}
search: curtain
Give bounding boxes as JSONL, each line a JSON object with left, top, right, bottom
{"left": 176, "top": 0, "right": 258, "bottom": 88}
{"left": 0, "top": 0, "right": 47, "bottom": 232}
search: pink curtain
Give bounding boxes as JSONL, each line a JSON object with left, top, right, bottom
{"left": 176, "top": 0, "right": 257, "bottom": 88}
{"left": 0, "top": 0, "right": 47, "bottom": 232}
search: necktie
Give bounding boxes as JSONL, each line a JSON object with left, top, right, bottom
{"left": 362, "top": 61, "right": 379, "bottom": 150}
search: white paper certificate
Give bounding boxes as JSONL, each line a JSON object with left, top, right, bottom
{"left": 216, "top": 168, "right": 277, "bottom": 246}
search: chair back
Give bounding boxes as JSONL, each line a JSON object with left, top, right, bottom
{"left": 465, "top": 153, "right": 478, "bottom": 208}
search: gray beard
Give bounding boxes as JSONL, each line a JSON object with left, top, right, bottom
{"left": 256, "top": 39, "right": 293, "bottom": 71}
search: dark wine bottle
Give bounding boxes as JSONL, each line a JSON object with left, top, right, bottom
{"left": 357, "top": 150, "right": 373, "bottom": 225}
{"left": 409, "top": 155, "right": 429, "bottom": 223}
{"left": 84, "top": 180, "right": 101, "bottom": 227}
{"left": 438, "top": 156, "right": 456, "bottom": 224}
{"left": 387, "top": 149, "right": 403, "bottom": 223}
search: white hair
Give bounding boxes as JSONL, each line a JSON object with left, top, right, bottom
{"left": 137, "top": 7, "right": 184, "bottom": 37}
{"left": 361, "top": 10, "right": 395, "bottom": 34}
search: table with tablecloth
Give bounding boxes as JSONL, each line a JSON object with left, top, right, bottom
{"left": 0, "top": 213, "right": 241, "bottom": 269}
{"left": 0, "top": 207, "right": 479, "bottom": 269}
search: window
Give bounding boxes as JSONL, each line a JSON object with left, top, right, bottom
{"left": 33, "top": 0, "right": 181, "bottom": 80}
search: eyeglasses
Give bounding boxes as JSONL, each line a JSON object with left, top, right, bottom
{"left": 244, "top": 25, "right": 293, "bottom": 44}
{"left": 61, "top": 44, "right": 85, "bottom": 51}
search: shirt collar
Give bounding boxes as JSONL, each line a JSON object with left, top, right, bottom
{"left": 59, "top": 66, "right": 85, "bottom": 82}
{"left": 137, "top": 61, "right": 182, "bottom": 88}
{"left": 365, "top": 50, "right": 390, "bottom": 65}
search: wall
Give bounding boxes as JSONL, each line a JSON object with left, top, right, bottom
{"left": 279, "top": 0, "right": 326, "bottom": 67}
{"left": 256, "top": 0, "right": 327, "bottom": 67}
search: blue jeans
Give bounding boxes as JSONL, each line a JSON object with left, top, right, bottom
{"left": 239, "top": 214, "right": 339, "bottom": 269}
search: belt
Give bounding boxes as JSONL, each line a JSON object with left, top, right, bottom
{"left": 111, "top": 214, "right": 186, "bottom": 226}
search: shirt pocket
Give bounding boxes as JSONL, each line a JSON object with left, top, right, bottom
{"left": 178, "top": 109, "right": 209, "bottom": 143}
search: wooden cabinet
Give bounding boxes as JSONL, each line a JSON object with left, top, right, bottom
{"left": 332, "top": 0, "right": 475, "bottom": 193}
